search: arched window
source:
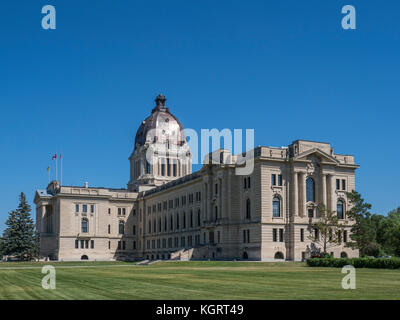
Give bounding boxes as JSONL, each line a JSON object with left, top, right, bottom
{"left": 337, "top": 200, "right": 344, "bottom": 219}
{"left": 246, "top": 199, "right": 251, "bottom": 219}
{"left": 119, "top": 221, "right": 125, "bottom": 235}
{"left": 81, "top": 218, "right": 88, "bottom": 233}
{"left": 274, "top": 251, "right": 284, "bottom": 260}
{"left": 272, "top": 196, "right": 281, "bottom": 217}
{"left": 340, "top": 252, "right": 348, "bottom": 258}
{"left": 306, "top": 177, "right": 315, "bottom": 202}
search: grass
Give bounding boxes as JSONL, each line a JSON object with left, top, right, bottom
{"left": 0, "top": 261, "right": 399, "bottom": 299}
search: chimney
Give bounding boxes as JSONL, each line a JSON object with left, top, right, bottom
{"left": 84, "top": 182, "right": 88, "bottom": 188}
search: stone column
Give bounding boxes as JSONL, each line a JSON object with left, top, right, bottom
{"left": 328, "top": 174, "right": 335, "bottom": 212}
{"left": 321, "top": 173, "right": 327, "bottom": 208}
{"left": 300, "top": 172, "right": 306, "bottom": 217}
{"left": 293, "top": 172, "right": 298, "bottom": 217}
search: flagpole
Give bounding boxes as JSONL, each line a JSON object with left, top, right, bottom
{"left": 48, "top": 167, "right": 50, "bottom": 183}
{"left": 56, "top": 154, "right": 58, "bottom": 182}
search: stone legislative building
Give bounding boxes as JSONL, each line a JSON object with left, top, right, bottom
{"left": 34, "top": 95, "right": 359, "bottom": 261}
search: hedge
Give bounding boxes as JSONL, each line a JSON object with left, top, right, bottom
{"left": 306, "top": 257, "right": 400, "bottom": 269}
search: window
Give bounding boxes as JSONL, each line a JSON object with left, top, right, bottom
{"left": 183, "top": 212, "right": 186, "bottom": 229}
{"left": 173, "top": 163, "right": 177, "bottom": 177}
{"left": 197, "top": 210, "right": 201, "bottom": 226}
{"left": 108, "top": 208, "right": 111, "bottom": 215}
{"left": 336, "top": 179, "right": 340, "bottom": 190}
{"left": 176, "top": 213, "right": 179, "bottom": 229}
{"left": 343, "top": 230, "right": 348, "bottom": 243}
{"left": 308, "top": 208, "right": 314, "bottom": 218}
{"left": 247, "top": 177, "right": 251, "bottom": 189}
{"left": 215, "top": 183, "right": 218, "bottom": 195}
{"left": 273, "top": 228, "right": 277, "bottom": 242}
{"left": 306, "top": 177, "right": 315, "bottom": 202}
{"left": 337, "top": 200, "right": 344, "bottom": 219}
{"left": 215, "top": 206, "right": 218, "bottom": 220}
{"left": 75, "top": 240, "right": 79, "bottom": 249}
{"left": 300, "top": 229, "right": 304, "bottom": 242}
{"left": 119, "top": 221, "right": 125, "bottom": 235}
{"left": 244, "top": 178, "right": 247, "bottom": 189}
{"left": 342, "top": 179, "right": 346, "bottom": 190}
{"left": 108, "top": 224, "right": 111, "bottom": 234}
{"left": 133, "top": 241, "right": 136, "bottom": 250}
{"left": 82, "top": 205, "right": 87, "bottom": 213}
{"left": 148, "top": 221, "right": 151, "bottom": 233}
{"left": 80, "top": 240, "right": 84, "bottom": 248}
{"left": 81, "top": 218, "right": 88, "bottom": 233}
{"left": 91, "top": 240, "right": 94, "bottom": 249}
{"left": 133, "top": 225, "right": 136, "bottom": 235}
{"left": 315, "top": 229, "right": 319, "bottom": 240}
{"left": 246, "top": 199, "right": 251, "bottom": 219}
{"left": 146, "top": 161, "right": 151, "bottom": 174}
{"left": 217, "top": 231, "right": 220, "bottom": 244}
{"left": 85, "top": 240, "right": 89, "bottom": 248}
{"left": 108, "top": 241, "right": 111, "bottom": 249}
{"left": 75, "top": 204, "right": 79, "bottom": 212}
{"left": 161, "top": 161, "right": 165, "bottom": 176}
{"left": 167, "top": 158, "right": 171, "bottom": 176}
{"left": 271, "top": 174, "right": 276, "bottom": 186}
{"left": 118, "top": 208, "right": 121, "bottom": 215}
{"left": 122, "top": 241, "right": 126, "bottom": 250}
{"left": 279, "top": 229, "right": 284, "bottom": 242}
{"left": 272, "top": 197, "right": 280, "bottom": 217}
{"left": 90, "top": 205, "right": 94, "bottom": 213}
{"left": 118, "top": 241, "right": 121, "bottom": 250}
{"left": 243, "top": 230, "right": 249, "bottom": 243}
{"left": 122, "top": 208, "right": 126, "bottom": 216}
{"left": 190, "top": 211, "right": 193, "bottom": 228}
{"left": 278, "top": 174, "right": 282, "bottom": 186}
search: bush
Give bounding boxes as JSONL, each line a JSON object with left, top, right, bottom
{"left": 306, "top": 257, "right": 400, "bottom": 269}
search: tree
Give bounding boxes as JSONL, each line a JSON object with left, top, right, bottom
{"left": 2, "top": 193, "right": 38, "bottom": 261}
{"left": 345, "top": 190, "right": 380, "bottom": 257}
{"left": 375, "top": 208, "right": 400, "bottom": 256}
{"left": 308, "top": 204, "right": 347, "bottom": 256}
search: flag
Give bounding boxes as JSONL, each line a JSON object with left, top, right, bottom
{"left": 46, "top": 166, "right": 50, "bottom": 172}
{"left": 52, "top": 153, "right": 57, "bottom": 160}
{"left": 60, "top": 154, "right": 62, "bottom": 159}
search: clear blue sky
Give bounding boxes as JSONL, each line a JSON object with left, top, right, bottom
{"left": 1, "top": 0, "right": 399, "bottom": 231}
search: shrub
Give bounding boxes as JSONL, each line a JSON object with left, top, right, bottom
{"left": 306, "top": 257, "right": 400, "bottom": 269}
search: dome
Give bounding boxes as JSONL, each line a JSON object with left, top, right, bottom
{"left": 134, "top": 94, "right": 186, "bottom": 150}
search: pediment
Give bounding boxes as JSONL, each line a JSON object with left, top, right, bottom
{"left": 294, "top": 148, "right": 339, "bottom": 165}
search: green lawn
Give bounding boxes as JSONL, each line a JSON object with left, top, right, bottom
{"left": 0, "top": 261, "right": 399, "bottom": 299}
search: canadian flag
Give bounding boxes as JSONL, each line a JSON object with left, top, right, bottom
{"left": 52, "top": 153, "right": 57, "bottom": 160}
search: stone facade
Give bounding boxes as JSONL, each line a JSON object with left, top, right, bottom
{"left": 34, "top": 96, "right": 359, "bottom": 261}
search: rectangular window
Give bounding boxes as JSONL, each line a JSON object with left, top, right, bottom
{"left": 244, "top": 177, "right": 247, "bottom": 189}
{"left": 91, "top": 240, "right": 94, "bottom": 249}
{"left": 122, "top": 208, "right": 126, "bottom": 215}
{"left": 152, "top": 240, "right": 155, "bottom": 249}
{"left": 215, "top": 183, "right": 218, "bottom": 195}
{"left": 133, "top": 241, "right": 136, "bottom": 250}
{"left": 342, "top": 179, "right": 346, "bottom": 190}
{"left": 108, "top": 208, "right": 111, "bottom": 215}
{"left": 118, "top": 208, "right": 121, "bottom": 215}
{"left": 85, "top": 240, "right": 89, "bottom": 249}
{"left": 336, "top": 179, "right": 340, "bottom": 190}
{"left": 300, "top": 229, "right": 304, "bottom": 242}
{"left": 90, "top": 205, "right": 94, "bottom": 213}
{"left": 167, "top": 159, "right": 171, "bottom": 176}
{"left": 247, "top": 230, "right": 250, "bottom": 243}
{"left": 133, "top": 225, "right": 136, "bottom": 235}
{"left": 75, "top": 204, "right": 79, "bottom": 212}
{"left": 279, "top": 229, "right": 284, "bottom": 242}
{"left": 271, "top": 174, "right": 276, "bottom": 186}
{"left": 173, "top": 163, "right": 177, "bottom": 177}
{"left": 315, "top": 229, "right": 319, "bottom": 240}
{"left": 123, "top": 241, "right": 126, "bottom": 250}
{"left": 217, "top": 231, "right": 220, "bottom": 244}
{"left": 80, "top": 240, "right": 84, "bottom": 248}
{"left": 181, "top": 237, "right": 185, "bottom": 247}
{"left": 75, "top": 240, "right": 79, "bottom": 249}
{"left": 278, "top": 174, "right": 282, "bottom": 186}
{"left": 82, "top": 205, "right": 87, "bottom": 213}
{"left": 243, "top": 230, "right": 246, "bottom": 243}
{"left": 343, "top": 230, "right": 348, "bottom": 243}
{"left": 308, "top": 208, "right": 314, "bottom": 218}
{"left": 273, "top": 229, "right": 277, "bottom": 242}
{"left": 247, "top": 177, "right": 251, "bottom": 189}
{"left": 118, "top": 241, "right": 121, "bottom": 250}
{"left": 161, "top": 163, "right": 165, "bottom": 176}
{"left": 108, "top": 241, "right": 111, "bottom": 249}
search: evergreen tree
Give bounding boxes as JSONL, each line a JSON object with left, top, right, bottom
{"left": 345, "top": 190, "right": 380, "bottom": 256}
{"left": 2, "top": 193, "right": 38, "bottom": 261}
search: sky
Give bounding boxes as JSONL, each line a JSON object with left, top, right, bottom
{"left": 0, "top": 0, "right": 399, "bottom": 231}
